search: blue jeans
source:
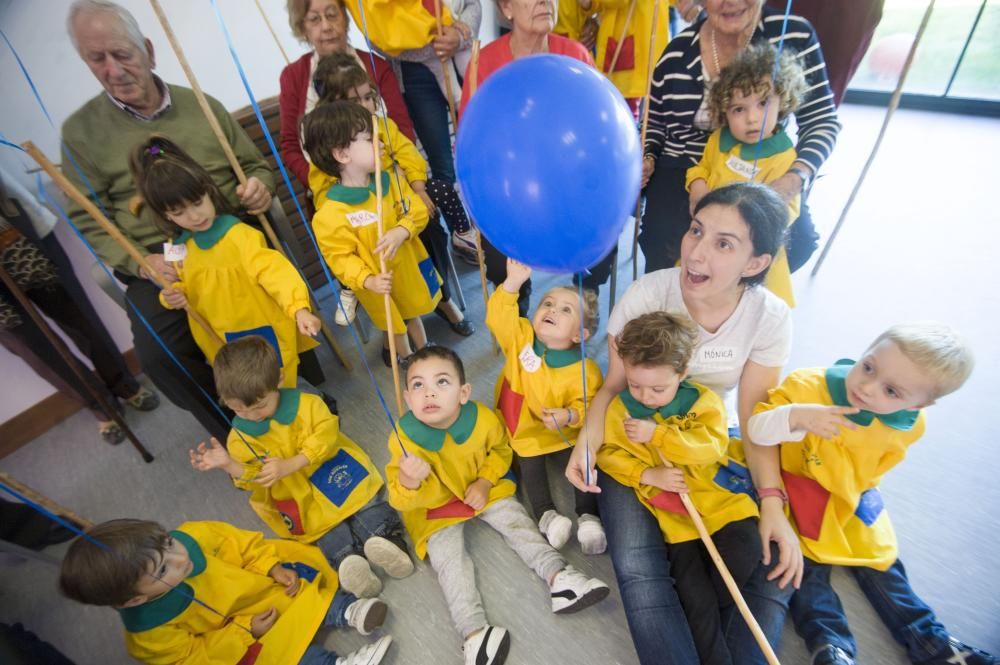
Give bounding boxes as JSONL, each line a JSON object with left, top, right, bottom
{"left": 723, "top": 542, "right": 795, "bottom": 665}
{"left": 400, "top": 60, "right": 456, "bottom": 183}
{"left": 314, "top": 496, "right": 403, "bottom": 568}
{"left": 790, "top": 557, "right": 950, "bottom": 663}
{"left": 297, "top": 588, "right": 357, "bottom": 664}
{"left": 597, "top": 472, "right": 700, "bottom": 665}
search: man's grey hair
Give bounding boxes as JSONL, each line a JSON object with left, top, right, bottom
{"left": 67, "top": 0, "right": 147, "bottom": 54}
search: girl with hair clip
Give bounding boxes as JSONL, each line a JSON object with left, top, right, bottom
{"left": 129, "top": 136, "right": 323, "bottom": 390}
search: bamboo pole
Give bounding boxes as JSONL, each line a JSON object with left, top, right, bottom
{"left": 254, "top": 0, "right": 290, "bottom": 64}
{"left": 372, "top": 114, "right": 405, "bottom": 415}
{"left": 811, "top": 1, "right": 935, "bottom": 278}
{"left": 655, "top": 450, "right": 780, "bottom": 665}
{"left": 149, "top": 0, "right": 352, "bottom": 371}
{"left": 433, "top": 0, "right": 460, "bottom": 131}
{"left": 633, "top": 0, "right": 662, "bottom": 280}
{"left": 0, "top": 472, "right": 95, "bottom": 529}
{"left": 607, "top": 0, "right": 639, "bottom": 75}
{"left": 23, "top": 142, "right": 223, "bottom": 347}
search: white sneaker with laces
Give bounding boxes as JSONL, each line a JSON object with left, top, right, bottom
{"left": 463, "top": 625, "right": 510, "bottom": 665}
{"left": 337, "top": 555, "right": 382, "bottom": 598}
{"left": 550, "top": 565, "right": 610, "bottom": 614}
{"left": 576, "top": 514, "right": 607, "bottom": 555}
{"left": 344, "top": 597, "right": 388, "bottom": 636}
{"left": 538, "top": 510, "right": 572, "bottom": 550}
{"left": 334, "top": 289, "right": 359, "bottom": 326}
{"left": 335, "top": 635, "right": 393, "bottom": 665}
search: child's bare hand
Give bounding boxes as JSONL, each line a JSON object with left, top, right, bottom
{"left": 250, "top": 607, "right": 278, "bottom": 638}
{"left": 641, "top": 465, "right": 688, "bottom": 493}
{"left": 624, "top": 418, "right": 656, "bottom": 444}
{"left": 295, "top": 308, "right": 322, "bottom": 336}
{"left": 268, "top": 564, "right": 300, "bottom": 597}
{"left": 503, "top": 258, "right": 532, "bottom": 292}
{"left": 790, "top": 404, "right": 859, "bottom": 440}
{"left": 399, "top": 455, "right": 431, "bottom": 488}
{"left": 255, "top": 457, "right": 299, "bottom": 488}
{"left": 412, "top": 181, "right": 437, "bottom": 216}
{"left": 374, "top": 227, "right": 410, "bottom": 261}
{"left": 161, "top": 284, "right": 187, "bottom": 309}
{"left": 641, "top": 155, "right": 656, "bottom": 188}
{"left": 464, "top": 478, "right": 492, "bottom": 511}
{"left": 541, "top": 407, "right": 573, "bottom": 431}
{"left": 189, "top": 437, "right": 232, "bottom": 471}
{"left": 364, "top": 271, "right": 393, "bottom": 295}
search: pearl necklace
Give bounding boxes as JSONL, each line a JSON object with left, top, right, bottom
{"left": 709, "top": 25, "right": 752, "bottom": 79}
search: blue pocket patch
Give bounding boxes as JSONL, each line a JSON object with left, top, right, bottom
{"left": 310, "top": 449, "right": 370, "bottom": 507}
{"left": 854, "top": 488, "right": 884, "bottom": 526}
{"left": 418, "top": 257, "right": 441, "bottom": 298}
{"left": 713, "top": 459, "right": 755, "bottom": 498}
{"left": 224, "top": 326, "right": 283, "bottom": 367}
{"left": 502, "top": 468, "right": 518, "bottom": 486}
{"left": 281, "top": 561, "right": 319, "bottom": 582}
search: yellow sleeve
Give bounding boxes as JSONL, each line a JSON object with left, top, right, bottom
{"left": 752, "top": 370, "right": 813, "bottom": 417}
{"left": 201, "top": 521, "right": 282, "bottom": 577}
{"left": 485, "top": 287, "right": 534, "bottom": 351}
{"left": 295, "top": 396, "right": 341, "bottom": 466}
{"left": 309, "top": 163, "right": 336, "bottom": 203}
{"left": 597, "top": 405, "right": 648, "bottom": 487}
{"left": 392, "top": 177, "right": 429, "bottom": 239}
{"left": 384, "top": 118, "right": 428, "bottom": 183}
{"left": 224, "top": 431, "right": 260, "bottom": 491}
{"left": 478, "top": 413, "right": 514, "bottom": 486}
{"left": 126, "top": 621, "right": 256, "bottom": 665}
{"left": 156, "top": 281, "right": 185, "bottom": 310}
{"left": 650, "top": 394, "right": 729, "bottom": 466}
{"left": 385, "top": 437, "right": 443, "bottom": 512}
{"left": 235, "top": 226, "right": 311, "bottom": 319}
{"left": 313, "top": 205, "right": 376, "bottom": 293}
{"left": 565, "top": 360, "right": 605, "bottom": 426}
{"left": 686, "top": 130, "right": 720, "bottom": 191}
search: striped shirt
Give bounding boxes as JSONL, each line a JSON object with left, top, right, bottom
{"left": 645, "top": 9, "right": 840, "bottom": 174}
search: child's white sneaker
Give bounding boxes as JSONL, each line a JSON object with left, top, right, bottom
{"left": 550, "top": 565, "right": 610, "bottom": 614}
{"left": 345, "top": 597, "right": 388, "bottom": 636}
{"left": 538, "top": 509, "right": 572, "bottom": 550}
{"left": 335, "top": 635, "right": 393, "bottom": 665}
{"left": 338, "top": 554, "right": 382, "bottom": 598}
{"left": 334, "top": 289, "right": 359, "bottom": 326}
{"left": 363, "top": 535, "right": 414, "bottom": 579}
{"left": 576, "top": 514, "right": 607, "bottom": 555}
{"left": 463, "top": 625, "right": 510, "bottom": 665}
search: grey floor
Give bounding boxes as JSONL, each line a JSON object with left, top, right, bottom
{"left": 2, "top": 105, "right": 998, "bottom": 665}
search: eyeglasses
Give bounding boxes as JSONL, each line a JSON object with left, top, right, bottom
{"left": 304, "top": 8, "right": 344, "bottom": 28}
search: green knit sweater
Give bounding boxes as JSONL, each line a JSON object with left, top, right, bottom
{"left": 61, "top": 84, "right": 275, "bottom": 276}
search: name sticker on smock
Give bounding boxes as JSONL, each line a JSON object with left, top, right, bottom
{"left": 163, "top": 242, "right": 186, "bottom": 262}
{"left": 346, "top": 210, "right": 378, "bottom": 228}
{"left": 693, "top": 345, "right": 737, "bottom": 366}
{"left": 518, "top": 343, "right": 542, "bottom": 373}
{"left": 726, "top": 155, "right": 758, "bottom": 180}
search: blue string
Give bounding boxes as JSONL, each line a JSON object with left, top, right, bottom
{"left": 577, "top": 276, "right": 592, "bottom": 486}
{"left": 207, "top": 0, "right": 408, "bottom": 456}
{"left": 752, "top": 0, "right": 794, "bottom": 173}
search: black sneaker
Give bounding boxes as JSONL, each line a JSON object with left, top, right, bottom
{"left": 812, "top": 645, "right": 855, "bottom": 665}
{"left": 463, "top": 625, "right": 510, "bottom": 665}
{"left": 922, "top": 638, "right": 997, "bottom": 665}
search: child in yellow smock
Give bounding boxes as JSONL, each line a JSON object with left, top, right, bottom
{"left": 486, "top": 258, "right": 605, "bottom": 553}
{"left": 129, "top": 136, "right": 321, "bottom": 389}
{"left": 747, "top": 322, "right": 994, "bottom": 665}
{"left": 189, "top": 336, "right": 413, "bottom": 601}
{"left": 59, "top": 518, "right": 393, "bottom": 665}
{"left": 302, "top": 101, "right": 441, "bottom": 363}
{"left": 385, "top": 345, "right": 610, "bottom": 665}
{"left": 686, "top": 42, "right": 809, "bottom": 308}
{"left": 596, "top": 311, "right": 760, "bottom": 665}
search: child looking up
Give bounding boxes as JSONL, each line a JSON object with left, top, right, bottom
{"left": 59, "top": 518, "right": 393, "bottom": 665}
{"left": 486, "top": 258, "right": 605, "bottom": 553}
{"left": 747, "top": 323, "right": 995, "bottom": 665}
{"left": 189, "top": 335, "right": 412, "bottom": 600}
{"left": 686, "top": 42, "right": 809, "bottom": 307}
{"left": 386, "top": 345, "right": 610, "bottom": 665}
{"left": 596, "top": 311, "right": 761, "bottom": 665}
{"left": 302, "top": 101, "right": 441, "bottom": 365}
{"left": 129, "top": 136, "right": 322, "bottom": 389}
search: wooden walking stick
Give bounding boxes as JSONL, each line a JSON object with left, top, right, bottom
{"left": 633, "top": 0, "right": 662, "bottom": 280}
{"left": 149, "top": 0, "right": 353, "bottom": 371}
{"left": 812, "top": 1, "right": 935, "bottom": 278}
{"left": 23, "top": 142, "right": 223, "bottom": 348}
{"left": 433, "top": 0, "right": 460, "bottom": 131}
{"left": 606, "top": 0, "right": 639, "bottom": 75}
{"left": 654, "top": 450, "right": 781, "bottom": 665}
{"left": 0, "top": 472, "right": 95, "bottom": 529}
{"left": 0, "top": 264, "right": 154, "bottom": 463}
{"left": 372, "top": 114, "right": 405, "bottom": 416}
{"left": 254, "top": 0, "right": 290, "bottom": 65}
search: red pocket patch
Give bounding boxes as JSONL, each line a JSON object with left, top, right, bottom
{"left": 237, "top": 642, "right": 263, "bottom": 665}
{"left": 782, "top": 471, "right": 831, "bottom": 541}
{"left": 603, "top": 35, "right": 636, "bottom": 72}
{"left": 648, "top": 490, "right": 687, "bottom": 515}
{"left": 272, "top": 498, "right": 305, "bottom": 536}
{"left": 497, "top": 378, "right": 524, "bottom": 435}
{"left": 426, "top": 496, "right": 476, "bottom": 520}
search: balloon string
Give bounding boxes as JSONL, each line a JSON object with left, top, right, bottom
{"left": 578, "top": 276, "right": 591, "bottom": 486}
{"left": 752, "top": 0, "right": 793, "bottom": 174}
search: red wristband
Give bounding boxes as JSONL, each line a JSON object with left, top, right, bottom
{"left": 757, "top": 487, "right": 788, "bottom": 504}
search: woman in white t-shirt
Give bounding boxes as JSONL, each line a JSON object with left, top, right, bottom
{"left": 566, "top": 182, "right": 802, "bottom": 665}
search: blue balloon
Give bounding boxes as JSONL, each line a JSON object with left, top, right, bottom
{"left": 456, "top": 54, "right": 641, "bottom": 274}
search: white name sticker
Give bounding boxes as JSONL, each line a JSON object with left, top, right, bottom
{"left": 346, "top": 210, "right": 378, "bottom": 228}
{"left": 163, "top": 242, "right": 187, "bottom": 262}
{"left": 726, "top": 154, "right": 758, "bottom": 180}
{"left": 693, "top": 345, "right": 737, "bottom": 366}
{"left": 518, "top": 343, "right": 542, "bottom": 373}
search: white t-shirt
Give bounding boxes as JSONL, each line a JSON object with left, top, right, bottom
{"left": 608, "top": 268, "right": 792, "bottom": 420}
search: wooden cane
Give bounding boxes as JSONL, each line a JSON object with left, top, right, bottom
{"left": 22, "top": 142, "right": 223, "bottom": 347}
{"left": 0, "top": 472, "right": 95, "bottom": 529}
{"left": 433, "top": 0, "right": 460, "bottom": 131}
{"left": 654, "top": 450, "right": 781, "bottom": 665}
{"left": 254, "top": 0, "right": 290, "bottom": 65}
{"left": 149, "top": 0, "right": 353, "bottom": 371}
{"left": 373, "top": 114, "right": 405, "bottom": 416}
{"left": 633, "top": 0, "right": 662, "bottom": 280}
{"left": 607, "top": 0, "right": 639, "bottom": 75}
{"left": 812, "top": 2, "right": 935, "bottom": 278}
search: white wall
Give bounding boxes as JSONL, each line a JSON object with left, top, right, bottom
{"left": 0, "top": 0, "right": 497, "bottom": 423}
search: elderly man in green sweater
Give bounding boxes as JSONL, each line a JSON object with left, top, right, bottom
{"left": 61, "top": 0, "right": 276, "bottom": 440}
